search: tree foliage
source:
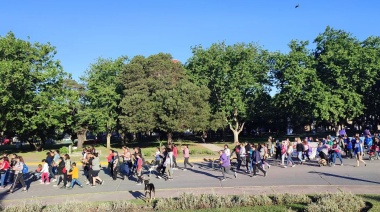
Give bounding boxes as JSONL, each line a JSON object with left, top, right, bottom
{"left": 0, "top": 32, "right": 70, "bottom": 149}
{"left": 186, "top": 42, "right": 271, "bottom": 142}
{"left": 119, "top": 53, "right": 210, "bottom": 142}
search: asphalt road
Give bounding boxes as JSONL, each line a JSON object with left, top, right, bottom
{"left": 1, "top": 156, "right": 380, "bottom": 207}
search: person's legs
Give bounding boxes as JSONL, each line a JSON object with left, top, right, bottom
{"left": 297, "top": 151, "right": 303, "bottom": 162}
{"left": 281, "top": 153, "right": 286, "bottom": 165}
{"left": 332, "top": 152, "right": 337, "bottom": 164}
{"left": 183, "top": 158, "right": 188, "bottom": 169}
{"left": 338, "top": 153, "right": 343, "bottom": 164}
{"left": 0, "top": 171, "right": 7, "bottom": 187}
{"left": 63, "top": 173, "right": 68, "bottom": 187}
{"left": 173, "top": 157, "right": 178, "bottom": 168}
{"left": 9, "top": 173, "right": 21, "bottom": 191}
{"left": 220, "top": 167, "right": 226, "bottom": 179}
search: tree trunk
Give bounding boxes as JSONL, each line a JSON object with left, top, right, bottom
{"left": 106, "top": 132, "right": 111, "bottom": 149}
{"left": 167, "top": 132, "right": 173, "bottom": 145}
{"left": 229, "top": 121, "right": 245, "bottom": 144}
{"left": 77, "top": 130, "right": 87, "bottom": 149}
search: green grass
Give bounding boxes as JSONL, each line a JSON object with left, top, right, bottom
{"left": 359, "top": 194, "right": 380, "bottom": 211}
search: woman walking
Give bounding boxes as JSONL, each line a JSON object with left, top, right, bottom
{"left": 91, "top": 153, "right": 104, "bottom": 187}
{"left": 354, "top": 137, "right": 367, "bottom": 167}
{"left": 182, "top": 145, "right": 194, "bottom": 170}
{"left": 8, "top": 156, "right": 27, "bottom": 193}
{"left": 0, "top": 157, "right": 10, "bottom": 188}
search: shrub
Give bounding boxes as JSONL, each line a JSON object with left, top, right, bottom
{"left": 189, "top": 149, "right": 198, "bottom": 155}
{"left": 307, "top": 192, "right": 365, "bottom": 212}
{"left": 271, "top": 193, "right": 311, "bottom": 205}
{"left": 59, "top": 146, "right": 69, "bottom": 154}
{"left": 3, "top": 200, "right": 44, "bottom": 212}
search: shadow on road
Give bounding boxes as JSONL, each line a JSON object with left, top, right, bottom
{"left": 129, "top": 190, "right": 145, "bottom": 200}
{"left": 309, "top": 171, "right": 380, "bottom": 185}
{"left": 190, "top": 163, "right": 220, "bottom": 179}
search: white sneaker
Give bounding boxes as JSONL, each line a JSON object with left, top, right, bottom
{"left": 284, "top": 166, "right": 287, "bottom": 168}
{"left": 53, "top": 185, "right": 58, "bottom": 187}
{"left": 291, "top": 165, "right": 296, "bottom": 168}
{"left": 40, "top": 182, "right": 44, "bottom": 184}
{"left": 234, "top": 172, "right": 237, "bottom": 178}
{"left": 52, "top": 179, "right": 57, "bottom": 182}
{"left": 183, "top": 169, "right": 187, "bottom": 171}
{"left": 46, "top": 182, "right": 50, "bottom": 185}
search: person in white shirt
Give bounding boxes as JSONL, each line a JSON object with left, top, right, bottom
{"left": 224, "top": 145, "right": 231, "bottom": 160}
{"left": 40, "top": 159, "right": 50, "bottom": 184}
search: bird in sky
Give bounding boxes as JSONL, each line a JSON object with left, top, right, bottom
{"left": 295, "top": 4, "right": 300, "bottom": 8}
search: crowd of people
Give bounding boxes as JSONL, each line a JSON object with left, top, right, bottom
{"left": 0, "top": 132, "right": 379, "bottom": 193}
{"left": 218, "top": 132, "right": 379, "bottom": 180}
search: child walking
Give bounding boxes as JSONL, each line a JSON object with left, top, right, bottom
{"left": 40, "top": 159, "right": 50, "bottom": 184}
{"left": 67, "top": 162, "right": 83, "bottom": 189}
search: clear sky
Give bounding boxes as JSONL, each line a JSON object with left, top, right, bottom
{"left": 1, "top": 0, "right": 379, "bottom": 80}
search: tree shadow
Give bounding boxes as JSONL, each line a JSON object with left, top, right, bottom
{"left": 308, "top": 171, "right": 380, "bottom": 185}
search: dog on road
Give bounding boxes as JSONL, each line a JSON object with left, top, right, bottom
{"left": 144, "top": 179, "right": 155, "bottom": 202}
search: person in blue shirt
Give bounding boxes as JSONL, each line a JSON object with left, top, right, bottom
{"left": 250, "top": 145, "right": 267, "bottom": 177}
{"left": 343, "top": 135, "right": 353, "bottom": 159}
{"left": 353, "top": 136, "right": 367, "bottom": 167}
{"left": 364, "top": 135, "right": 373, "bottom": 150}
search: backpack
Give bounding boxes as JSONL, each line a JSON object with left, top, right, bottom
{"left": 22, "top": 164, "right": 29, "bottom": 174}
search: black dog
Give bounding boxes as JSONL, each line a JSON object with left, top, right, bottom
{"left": 144, "top": 179, "right": 155, "bottom": 202}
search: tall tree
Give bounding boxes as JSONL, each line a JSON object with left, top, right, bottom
{"left": 119, "top": 53, "right": 210, "bottom": 143}
{"left": 0, "top": 32, "right": 70, "bottom": 149}
{"left": 186, "top": 42, "right": 270, "bottom": 143}
{"left": 82, "top": 57, "right": 126, "bottom": 149}
{"left": 313, "top": 27, "right": 378, "bottom": 134}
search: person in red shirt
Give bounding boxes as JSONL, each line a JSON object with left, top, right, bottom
{"left": 0, "top": 157, "right": 10, "bottom": 188}
{"left": 107, "top": 149, "right": 114, "bottom": 177}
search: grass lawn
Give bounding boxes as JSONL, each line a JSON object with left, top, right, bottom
{"left": 359, "top": 194, "right": 380, "bottom": 211}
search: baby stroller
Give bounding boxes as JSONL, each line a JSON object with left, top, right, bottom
{"left": 368, "top": 145, "right": 379, "bottom": 160}
{"left": 318, "top": 151, "right": 328, "bottom": 167}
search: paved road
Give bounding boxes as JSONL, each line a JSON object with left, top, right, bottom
{"left": 1, "top": 157, "right": 380, "bottom": 207}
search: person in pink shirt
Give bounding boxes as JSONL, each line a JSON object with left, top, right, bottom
{"left": 182, "top": 144, "right": 194, "bottom": 171}
{"left": 172, "top": 144, "right": 179, "bottom": 169}
{"left": 136, "top": 154, "right": 143, "bottom": 185}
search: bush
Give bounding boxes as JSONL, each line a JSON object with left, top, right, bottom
{"left": 307, "top": 192, "right": 365, "bottom": 212}
{"left": 271, "top": 193, "right": 311, "bottom": 205}
{"left": 59, "top": 146, "right": 69, "bottom": 154}
{"left": 2, "top": 201, "right": 44, "bottom": 212}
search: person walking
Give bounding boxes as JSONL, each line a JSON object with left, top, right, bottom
{"left": 91, "top": 153, "right": 104, "bottom": 187}
{"left": 250, "top": 145, "right": 266, "bottom": 177}
{"left": 67, "top": 162, "right": 83, "bottom": 189}
{"left": 296, "top": 137, "right": 304, "bottom": 164}
{"left": 53, "top": 157, "right": 65, "bottom": 187}
{"left": 40, "top": 159, "right": 50, "bottom": 184}
{"left": 172, "top": 144, "right": 179, "bottom": 169}
{"left": 284, "top": 142, "right": 296, "bottom": 168}
{"left": 218, "top": 150, "right": 237, "bottom": 181}
{"left": 182, "top": 145, "right": 194, "bottom": 171}
{"left": 354, "top": 137, "right": 367, "bottom": 167}
{"left": 0, "top": 157, "right": 10, "bottom": 189}
{"left": 8, "top": 156, "right": 27, "bottom": 193}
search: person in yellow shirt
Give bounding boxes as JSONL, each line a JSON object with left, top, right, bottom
{"left": 67, "top": 162, "right": 83, "bottom": 189}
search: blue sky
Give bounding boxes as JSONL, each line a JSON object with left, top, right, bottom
{"left": 1, "top": 0, "right": 379, "bottom": 80}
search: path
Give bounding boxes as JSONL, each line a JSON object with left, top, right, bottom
{"left": 1, "top": 157, "right": 380, "bottom": 207}
{"left": 198, "top": 143, "right": 223, "bottom": 152}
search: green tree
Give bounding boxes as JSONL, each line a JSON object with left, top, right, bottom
{"left": 81, "top": 57, "right": 126, "bottom": 149}
{"left": 186, "top": 42, "right": 270, "bottom": 143}
{"left": 0, "top": 32, "right": 70, "bottom": 149}
{"left": 119, "top": 53, "right": 210, "bottom": 143}
{"left": 313, "top": 27, "right": 378, "bottom": 134}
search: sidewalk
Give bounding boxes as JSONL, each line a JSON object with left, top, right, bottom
{"left": 2, "top": 185, "right": 380, "bottom": 207}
